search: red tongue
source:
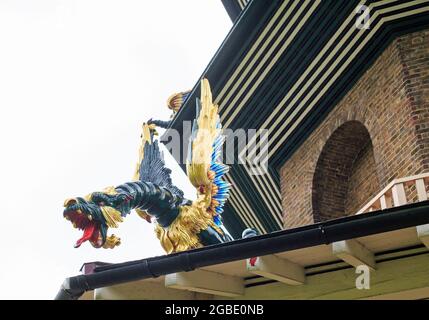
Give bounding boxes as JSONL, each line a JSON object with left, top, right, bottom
{"left": 74, "top": 221, "right": 96, "bottom": 248}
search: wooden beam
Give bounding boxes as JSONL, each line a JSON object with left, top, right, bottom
{"left": 246, "top": 255, "right": 305, "bottom": 285}
{"left": 332, "top": 239, "right": 376, "bottom": 270}
{"left": 233, "top": 253, "right": 429, "bottom": 300}
{"left": 362, "top": 287, "right": 429, "bottom": 300}
{"left": 417, "top": 224, "right": 429, "bottom": 249}
{"left": 95, "top": 279, "right": 211, "bottom": 300}
{"left": 79, "top": 290, "right": 95, "bottom": 300}
{"left": 165, "top": 269, "right": 244, "bottom": 297}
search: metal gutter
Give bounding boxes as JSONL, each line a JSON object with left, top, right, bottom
{"left": 54, "top": 201, "right": 429, "bottom": 300}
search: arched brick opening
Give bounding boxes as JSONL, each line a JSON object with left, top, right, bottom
{"left": 312, "top": 121, "right": 380, "bottom": 222}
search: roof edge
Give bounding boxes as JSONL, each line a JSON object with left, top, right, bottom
{"left": 55, "top": 201, "right": 429, "bottom": 300}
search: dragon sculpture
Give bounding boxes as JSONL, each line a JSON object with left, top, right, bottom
{"left": 63, "top": 79, "right": 245, "bottom": 254}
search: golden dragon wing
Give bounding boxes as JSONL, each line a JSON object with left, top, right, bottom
{"left": 186, "top": 78, "right": 231, "bottom": 225}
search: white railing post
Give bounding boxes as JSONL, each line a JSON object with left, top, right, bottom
{"left": 392, "top": 183, "right": 407, "bottom": 206}
{"left": 356, "top": 173, "right": 429, "bottom": 215}
{"left": 415, "top": 178, "right": 428, "bottom": 202}
{"left": 380, "top": 195, "right": 387, "bottom": 209}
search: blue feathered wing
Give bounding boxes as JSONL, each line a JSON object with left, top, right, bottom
{"left": 186, "top": 79, "right": 231, "bottom": 227}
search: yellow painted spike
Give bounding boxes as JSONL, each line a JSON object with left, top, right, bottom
{"left": 186, "top": 79, "right": 220, "bottom": 189}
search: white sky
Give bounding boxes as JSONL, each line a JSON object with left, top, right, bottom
{"left": 0, "top": 0, "right": 231, "bottom": 299}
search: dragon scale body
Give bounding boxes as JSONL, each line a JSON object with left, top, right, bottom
{"left": 109, "top": 181, "right": 185, "bottom": 226}
{"left": 86, "top": 180, "right": 230, "bottom": 253}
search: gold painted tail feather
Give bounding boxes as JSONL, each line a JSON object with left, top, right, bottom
{"left": 186, "top": 78, "right": 220, "bottom": 190}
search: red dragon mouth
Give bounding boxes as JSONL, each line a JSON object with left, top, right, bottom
{"left": 74, "top": 220, "right": 100, "bottom": 248}
{"left": 64, "top": 209, "right": 102, "bottom": 248}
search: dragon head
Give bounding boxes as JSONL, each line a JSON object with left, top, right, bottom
{"left": 63, "top": 187, "right": 125, "bottom": 249}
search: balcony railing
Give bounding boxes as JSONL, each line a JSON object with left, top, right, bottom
{"left": 356, "top": 172, "right": 429, "bottom": 214}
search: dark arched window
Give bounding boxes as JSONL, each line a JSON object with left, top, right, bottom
{"left": 312, "top": 121, "right": 379, "bottom": 222}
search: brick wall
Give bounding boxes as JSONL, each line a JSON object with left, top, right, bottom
{"left": 344, "top": 139, "right": 379, "bottom": 215}
{"left": 281, "top": 29, "right": 429, "bottom": 228}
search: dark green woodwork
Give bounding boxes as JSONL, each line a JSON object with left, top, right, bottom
{"left": 163, "top": 0, "right": 429, "bottom": 235}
